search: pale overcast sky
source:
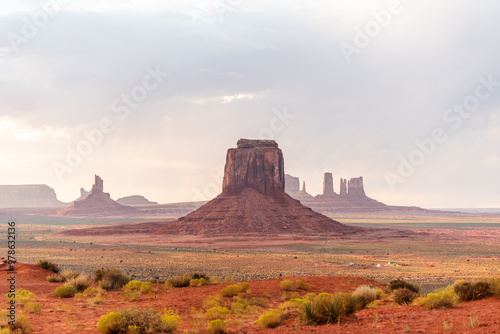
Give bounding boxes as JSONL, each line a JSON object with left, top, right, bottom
{"left": 1, "top": 0, "right": 499, "bottom": 208}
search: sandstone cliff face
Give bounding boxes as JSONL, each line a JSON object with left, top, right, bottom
{"left": 0, "top": 185, "right": 65, "bottom": 208}
{"left": 222, "top": 139, "right": 284, "bottom": 196}
{"left": 285, "top": 174, "right": 300, "bottom": 195}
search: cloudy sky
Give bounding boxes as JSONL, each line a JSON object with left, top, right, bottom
{"left": 1, "top": 0, "right": 499, "bottom": 208}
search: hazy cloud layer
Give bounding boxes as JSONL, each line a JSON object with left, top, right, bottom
{"left": 1, "top": 0, "right": 499, "bottom": 207}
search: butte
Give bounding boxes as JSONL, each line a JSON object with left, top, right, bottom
{"left": 154, "top": 139, "right": 358, "bottom": 236}
{"left": 57, "top": 175, "right": 137, "bottom": 217}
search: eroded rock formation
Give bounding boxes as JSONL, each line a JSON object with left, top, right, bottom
{"left": 339, "top": 178, "right": 347, "bottom": 196}
{"left": 347, "top": 177, "right": 366, "bottom": 197}
{"left": 91, "top": 175, "right": 104, "bottom": 194}
{"left": 323, "top": 172, "right": 334, "bottom": 196}
{"left": 57, "top": 175, "right": 136, "bottom": 217}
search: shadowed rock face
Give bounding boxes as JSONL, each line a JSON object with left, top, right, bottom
{"left": 222, "top": 139, "right": 284, "bottom": 196}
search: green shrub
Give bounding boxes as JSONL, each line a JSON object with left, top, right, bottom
{"left": 38, "top": 260, "right": 60, "bottom": 273}
{"left": 55, "top": 285, "right": 76, "bottom": 298}
{"left": 300, "top": 292, "right": 359, "bottom": 325}
{"left": 295, "top": 280, "right": 311, "bottom": 291}
{"left": 256, "top": 309, "right": 283, "bottom": 328}
{"left": 165, "top": 274, "right": 191, "bottom": 288}
{"left": 206, "top": 306, "right": 230, "bottom": 320}
{"left": 123, "top": 280, "right": 153, "bottom": 294}
{"left": 389, "top": 279, "right": 420, "bottom": 294}
{"left": 95, "top": 268, "right": 130, "bottom": 291}
{"left": 207, "top": 319, "right": 227, "bottom": 334}
{"left": 418, "top": 287, "right": 458, "bottom": 310}
{"left": 98, "top": 308, "right": 174, "bottom": 334}
{"left": 24, "top": 302, "right": 42, "bottom": 314}
{"left": 190, "top": 278, "right": 211, "bottom": 287}
{"left": 97, "top": 311, "right": 124, "bottom": 334}
{"left": 393, "top": 288, "right": 417, "bottom": 305}
{"left": 453, "top": 280, "right": 492, "bottom": 302}
{"left": 0, "top": 312, "right": 32, "bottom": 334}
{"left": 47, "top": 274, "right": 65, "bottom": 283}
{"left": 280, "top": 280, "right": 293, "bottom": 291}
{"left": 6, "top": 289, "right": 36, "bottom": 306}
{"left": 161, "top": 310, "right": 181, "bottom": 332}
{"left": 124, "top": 280, "right": 143, "bottom": 291}
{"left": 353, "top": 285, "right": 377, "bottom": 308}
{"left": 220, "top": 283, "right": 250, "bottom": 298}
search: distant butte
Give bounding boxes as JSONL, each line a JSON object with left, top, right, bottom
{"left": 57, "top": 175, "right": 137, "bottom": 217}
{"left": 285, "top": 172, "right": 431, "bottom": 215}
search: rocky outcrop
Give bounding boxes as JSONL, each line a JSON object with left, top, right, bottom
{"left": 74, "top": 188, "right": 90, "bottom": 202}
{"left": 285, "top": 174, "right": 300, "bottom": 195}
{"left": 116, "top": 195, "right": 158, "bottom": 206}
{"left": 293, "top": 181, "right": 314, "bottom": 204}
{"left": 0, "top": 185, "right": 66, "bottom": 208}
{"left": 339, "top": 178, "right": 347, "bottom": 196}
{"left": 323, "top": 173, "right": 334, "bottom": 196}
{"left": 347, "top": 177, "right": 366, "bottom": 197}
{"left": 222, "top": 139, "right": 284, "bottom": 196}
{"left": 57, "top": 175, "right": 137, "bottom": 217}
{"left": 91, "top": 175, "right": 104, "bottom": 194}
{"left": 150, "top": 139, "right": 358, "bottom": 236}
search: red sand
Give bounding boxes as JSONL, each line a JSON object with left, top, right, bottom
{"left": 1, "top": 264, "right": 499, "bottom": 333}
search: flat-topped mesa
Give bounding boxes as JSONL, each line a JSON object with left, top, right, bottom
{"left": 91, "top": 175, "right": 104, "bottom": 194}
{"left": 222, "top": 139, "right": 285, "bottom": 196}
{"left": 347, "top": 177, "right": 366, "bottom": 197}
{"left": 323, "top": 172, "right": 334, "bottom": 195}
{"left": 339, "top": 178, "right": 347, "bottom": 196}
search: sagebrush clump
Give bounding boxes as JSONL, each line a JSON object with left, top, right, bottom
{"left": 38, "top": 260, "right": 60, "bottom": 273}
{"left": 256, "top": 309, "right": 283, "bottom": 328}
{"left": 55, "top": 285, "right": 76, "bottom": 298}
{"left": 453, "top": 280, "right": 492, "bottom": 302}
{"left": 98, "top": 308, "right": 179, "bottom": 334}
{"left": 94, "top": 268, "right": 130, "bottom": 291}
{"left": 301, "top": 292, "right": 360, "bottom": 325}
{"left": 418, "top": 286, "right": 458, "bottom": 310}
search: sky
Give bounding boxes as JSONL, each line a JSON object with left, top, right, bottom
{"left": 1, "top": 0, "right": 499, "bottom": 208}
